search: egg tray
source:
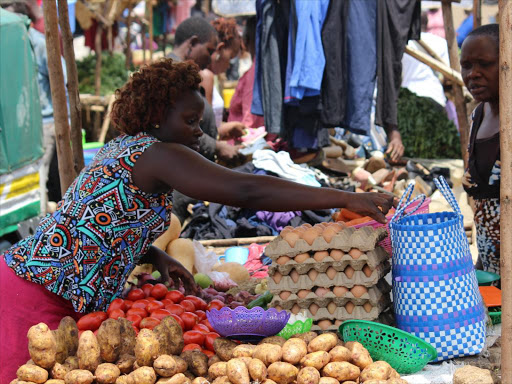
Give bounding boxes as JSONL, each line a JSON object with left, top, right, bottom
{"left": 311, "top": 309, "right": 396, "bottom": 333}
{"left": 265, "top": 226, "right": 387, "bottom": 259}
{"left": 268, "top": 246, "right": 389, "bottom": 276}
{"left": 268, "top": 261, "right": 390, "bottom": 293}
{"left": 269, "top": 278, "right": 391, "bottom": 309}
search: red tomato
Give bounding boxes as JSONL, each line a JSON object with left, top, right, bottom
{"left": 194, "top": 310, "right": 206, "bottom": 322}
{"left": 204, "top": 332, "right": 220, "bottom": 351}
{"left": 161, "top": 299, "right": 173, "bottom": 307}
{"left": 202, "top": 349, "right": 215, "bottom": 358}
{"left": 182, "top": 343, "right": 202, "bottom": 352}
{"left": 146, "top": 296, "right": 157, "bottom": 302}
{"left": 127, "top": 288, "right": 145, "bottom": 301}
{"left": 141, "top": 283, "right": 154, "bottom": 298}
{"left": 166, "top": 290, "right": 185, "bottom": 303}
{"left": 126, "top": 314, "right": 142, "bottom": 328}
{"left": 170, "top": 314, "right": 185, "bottom": 330}
{"left": 146, "top": 300, "right": 164, "bottom": 313}
{"left": 151, "top": 283, "right": 168, "bottom": 299}
{"left": 184, "top": 330, "right": 206, "bottom": 346}
{"left": 132, "top": 299, "right": 150, "bottom": 309}
{"left": 166, "top": 303, "right": 185, "bottom": 316}
{"left": 193, "top": 323, "right": 210, "bottom": 333}
{"left": 126, "top": 307, "right": 148, "bottom": 319}
{"left": 107, "top": 298, "right": 126, "bottom": 315}
{"left": 200, "top": 319, "right": 215, "bottom": 332}
{"left": 180, "top": 300, "right": 196, "bottom": 312}
{"left": 151, "top": 308, "right": 172, "bottom": 321}
{"left": 185, "top": 296, "right": 207, "bottom": 311}
{"left": 207, "top": 300, "right": 224, "bottom": 311}
{"left": 180, "top": 312, "right": 199, "bottom": 331}
{"left": 124, "top": 300, "right": 133, "bottom": 310}
{"left": 77, "top": 312, "right": 108, "bottom": 331}
{"left": 140, "top": 317, "right": 161, "bottom": 330}
{"left": 108, "top": 309, "right": 125, "bottom": 320}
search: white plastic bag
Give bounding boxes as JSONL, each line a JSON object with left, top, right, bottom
{"left": 192, "top": 241, "right": 237, "bottom": 290}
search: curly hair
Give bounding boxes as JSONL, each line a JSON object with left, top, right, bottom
{"left": 211, "top": 17, "right": 240, "bottom": 48}
{"left": 111, "top": 59, "right": 202, "bottom": 135}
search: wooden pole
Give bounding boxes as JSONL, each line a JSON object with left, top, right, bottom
{"left": 148, "top": 1, "right": 154, "bottom": 63}
{"left": 125, "top": 4, "right": 133, "bottom": 69}
{"left": 499, "top": 2, "right": 512, "bottom": 382}
{"left": 57, "top": 0, "right": 85, "bottom": 175}
{"left": 142, "top": 22, "right": 147, "bottom": 64}
{"left": 107, "top": 25, "right": 113, "bottom": 55}
{"left": 442, "top": 0, "right": 470, "bottom": 165}
{"left": 42, "top": 0, "right": 77, "bottom": 194}
{"left": 473, "top": 0, "right": 482, "bottom": 29}
{"left": 417, "top": 39, "right": 447, "bottom": 65}
{"left": 94, "top": 23, "right": 103, "bottom": 96}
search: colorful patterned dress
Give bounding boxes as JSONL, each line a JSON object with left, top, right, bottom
{"left": 2, "top": 133, "right": 172, "bottom": 313}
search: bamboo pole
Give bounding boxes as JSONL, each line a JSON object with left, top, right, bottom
{"left": 499, "top": 2, "right": 512, "bottom": 382}
{"left": 442, "top": 0, "right": 470, "bottom": 165}
{"left": 125, "top": 4, "right": 133, "bottom": 69}
{"left": 57, "top": 0, "right": 85, "bottom": 175}
{"left": 417, "top": 39, "right": 447, "bottom": 65}
{"left": 473, "top": 0, "right": 481, "bottom": 29}
{"left": 148, "top": 1, "right": 154, "bottom": 63}
{"left": 42, "top": 0, "right": 76, "bottom": 193}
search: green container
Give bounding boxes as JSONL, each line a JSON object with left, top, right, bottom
{"left": 489, "top": 308, "right": 502, "bottom": 325}
{"left": 340, "top": 320, "right": 437, "bottom": 374}
{"left": 278, "top": 319, "right": 313, "bottom": 340}
{"left": 475, "top": 270, "right": 500, "bottom": 286}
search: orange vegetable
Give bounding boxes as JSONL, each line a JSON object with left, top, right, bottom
{"left": 340, "top": 209, "right": 364, "bottom": 221}
{"left": 345, "top": 217, "right": 373, "bottom": 227}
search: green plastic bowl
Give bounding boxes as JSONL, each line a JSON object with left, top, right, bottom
{"left": 278, "top": 318, "right": 313, "bottom": 340}
{"left": 475, "top": 270, "right": 500, "bottom": 286}
{"left": 340, "top": 320, "right": 437, "bottom": 374}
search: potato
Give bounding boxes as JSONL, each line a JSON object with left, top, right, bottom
{"left": 96, "top": 363, "right": 121, "bottom": 384}
{"left": 192, "top": 378, "right": 209, "bottom": 384}
{"left": 227, "top": 358, "right": 251, "bottom": 384}
{"left": 135, "top": 328, "right": 160, "bottom": 367}
{"left": 233, "top": 344, "right": 256, "bottom": 358}
{"left": 130, "top": 366, "right": 157, "bottom": 384}
{"left": 183, "top": 371, "right": 195, "bottom": 381}
{"left": 17, "top": 364, "right": 48, "bottom": 383}
{"left": 173, "top": 356, "right": 188, "bottom": 373}
{"left": 118, "top": 318, "right": 137, "bottom": 356}
{"left": 259, "top": 336, "right": 286, "bottom": 347}
{"left": 212, "top": 376, "right": 231, "bottom": 384}
{"left": 387, "top": 379, "right": 409, "bottom": 384}
{"left": 65, "top": 356, "right": 79, "bottom": 370}
{"left": 53, "top": 329, "right": 68, "bottom": 364}
{"left": 361, "top": 381, "right": 387, "bottom": 384}
{"left": 51, "top": 362, "right": 71, "bottom": 380}
{"left": 237, "top": 356, "right": 253, "bottom": 369}
{"left": 27, "top": 322, "right": 57, "bottom": 369}
{"left": 97, "top": 319, "right": 122, "bottom": 363}
{"left": 117, "top": 354, "right": 136, "bottom": 375}
{"left": 77, "top": 330, "right": 101, "bottom": 371}
{"left": 214, "top": 338, "right": 238, "bottom": 361}
{"left": 154, "top": 355, "right": 178, "bottom": 377}
{"left": 261, "top": 380, "right": 277, "bottom": 384}
{"left": 321, "top": 362, "right": 360, "bottom": 382}
{"left": 345, "top": 341, "right": 373, "bottom": 369}
{"left": 282, "top": 338, "right": 307, "bottom": 364}
{"left": 248, "top": 357, "right": 267, "bottom": 382}
{"left": 318, "top": 378, "right": 339, "bottom": 384}
{"left": 307, "top": 334, "right": 337, "bottom": 353}
{"left": 360, "top": 361, "right": 392, "bottom": 382}
{"left": 328, "top": 346, "right": 351, "bottom": 362}
{"left": 157, "top": 373, "right": 190, "bottom": 384}
{"left": 213, "top": 262, "right": 250, "bottom": 284}
{"left": 297, "top": 367, "right": 320, "bottom": 384}
{"left": 181, "top": 350, "right": 208, "bottom": 377}
{"left": 267, "top": 362, "right": 298, "bottom": 384}
{"left": 291, "top": 332, "right": 318, "bottom": 345}
{"left": 300, "top": 351, "right": 330, "bottom": 370}
{"left": 59, "top": 317, "right": 79, "bottom": 358}
{"left": 64, "top": 369, "right": 95, "bottom": 384}
{"left": 253, "top": 344, "right": 282, "bottom": 366}
{"left": 209, "top": 355, "right": 222, "bottom": 367}
{"left": 209, "top": 362, "right": 228, "bottom": 379}
{"left": 389, "top": 368, "right": 400, "bottom": 379}
{"left": 46, "top": 380, "right": 66, "bottom": 384}
{"left": 154, "top": 316, "right": 184, "bottom": 356}
{"left": 116, "top": 375, "right": 135, "bottom": 384}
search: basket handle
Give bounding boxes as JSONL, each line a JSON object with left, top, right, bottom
{"left": 390, "top": 182, "right": 427, "bottom": 224}
{"left": 433, "top": 176, "right": 462, "bottom": 216}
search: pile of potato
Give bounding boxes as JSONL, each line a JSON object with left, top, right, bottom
{"left": 12, "top": 315, "right": 408, "bottom": 384}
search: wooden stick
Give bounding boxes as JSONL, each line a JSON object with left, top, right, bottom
{"left": 57, "top": 0, "right": 85, "bottom": 174}
{"left": 78, "top": 0, "right": 111, "bottom": 26}
{"left": 473, "top": 0, "right": 482, "bottom": 29}
{"left": 142, "top": 22, "right": 147, "bottom": 64}
{"left": 98, "top": 95, "right": 115, "bottom": 143}
{"left": 404, "top": 45, "right": 464, "bottom": 86}
{"left": 199, "top": 236, "right": 276, "bottom": 247}
{"left": 417, "top": 39, "right": 447, "bottom": 65}
{"left": 148, "top": 1, "right": 154, "bottom": 63}
{"left": 94, "top": 22, "right": 103, "bottom": 96}
{"left": 442, "top": 0, "right": 470, "bottom": 165}
{"left": 42, "top": 0, "right": 77, "bottom": 193}
{"left": 107, "top": 25, "right": 113, "bottom": 54}
{"left": 125, "top": 4, "right": 133, "bottom": 69}
{"left": 499, "top": 2, "right": 512, "bottom": 381}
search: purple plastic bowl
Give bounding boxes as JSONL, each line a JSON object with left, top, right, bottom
{"left": 206, "top": 307, "right": 290, "bottom": 340}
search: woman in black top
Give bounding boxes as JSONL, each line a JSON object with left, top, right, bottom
{"left": 460, "top": 24, "right": 501, "bottom": 275}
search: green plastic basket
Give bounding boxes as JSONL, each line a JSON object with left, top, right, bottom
{"left": 489, "top": 308, "right": 502, "bottom": 325}
{"left": 340, "top": 320, "right": 437, "bottom": 374}
{"left": 277, "top": 318, "right": 313, "bottom": 340}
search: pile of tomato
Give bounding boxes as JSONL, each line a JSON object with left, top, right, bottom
{"left": 76, "top": 283, "right": 226, "bottom": 357}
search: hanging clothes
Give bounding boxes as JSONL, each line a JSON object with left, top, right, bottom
{"left": 375, "top": 0, "right": 421, "bottom": 129}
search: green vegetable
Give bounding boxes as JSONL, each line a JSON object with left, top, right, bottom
{"left": 247, "top": 291, "right": 273, "bottom": 309}
{"left": 77, "top": 53, "right": 130, "bottom": 95}
{"left": 397, "top": 88, "right": 461, "bottom": 159}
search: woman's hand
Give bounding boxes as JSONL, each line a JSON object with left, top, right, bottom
{"left": 345, "top": 192, "right": 396, "bottom": 224}
{"left": 218, "top": 121, "right": 247, "bottom": 140}
{"left": 145, "top": 246, "right": 199, "bottom": 295}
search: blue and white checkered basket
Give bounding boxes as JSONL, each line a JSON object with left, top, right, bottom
{"left": 389, "top": 176, "right": 486, "bottom": 362}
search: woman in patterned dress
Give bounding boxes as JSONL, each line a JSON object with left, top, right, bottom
{"left": 0, "top": 59, "right": 394, "bottom": 375}
{"left": 460, "top": 24, "right": 501, "bottom": 276}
